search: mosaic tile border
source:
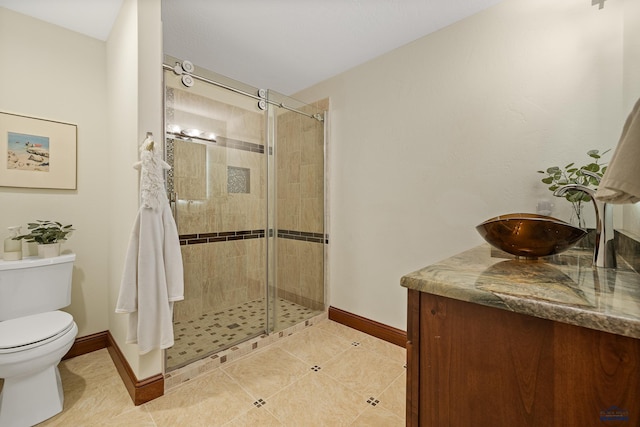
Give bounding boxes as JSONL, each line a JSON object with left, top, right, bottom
{"left": 278, "top": 229, "right": 327, "bottom": 244}
{"left": 164, "top": 310, "right": 328, "bottom": 391}
{"left": 180, "top": 229, "right": 265, "bottom": 245}
{"left": 216, "top": 135, "right": 265, "bottom": 154}
{"left": 180, "top": 229, "right": 329, "bottom": 245}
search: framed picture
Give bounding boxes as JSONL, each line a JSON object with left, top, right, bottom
{"left": 0, "top": 112, "right": 77, "bottom": 190}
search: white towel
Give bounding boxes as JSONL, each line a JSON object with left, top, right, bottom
{"left": 116, "top": 203, "right": 184, "bottom": 354}
{"left": 595, "top": 97, "right": 640, "bottom": 204}
{"left": 116, "top": 135, "right": 184, "bottom": 355}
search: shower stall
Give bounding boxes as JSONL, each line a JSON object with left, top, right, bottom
{"left": 162, "top": 56, "right": 327, "bottom": 371}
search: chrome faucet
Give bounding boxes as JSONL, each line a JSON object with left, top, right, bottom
{"left": 553, "top": 170, "right": 616, "bottom": 268}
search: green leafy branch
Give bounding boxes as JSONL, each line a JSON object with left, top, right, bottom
{"left": 14, "top": 220, "right": 74, "bottom": 244}
{"left": 537, "top": 149, "right": 610, "bottom": 226}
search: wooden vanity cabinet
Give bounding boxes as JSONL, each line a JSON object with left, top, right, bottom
{"left": 406, "top": 289, "right": 640, "bottom": 426}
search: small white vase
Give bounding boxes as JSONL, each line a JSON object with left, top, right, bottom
{"left": 38, "top": 243, "right": 61, "bottom": 258}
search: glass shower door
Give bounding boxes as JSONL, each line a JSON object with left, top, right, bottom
{"left": 268, "top": 90, "right": 327, "bottom": 332}
{"left": 162, "top": 57, "right": 327, "bottom": 372}
{"left": 164, "top": 68, "right": 269, "bottom": 371}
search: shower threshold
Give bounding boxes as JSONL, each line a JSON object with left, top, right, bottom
{"left": 166, "top": 298, "right": 322, "bottom": 371}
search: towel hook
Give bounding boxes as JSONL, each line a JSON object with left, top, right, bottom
{"left": 144, "top": 132, "right": 154, "bottom": 151}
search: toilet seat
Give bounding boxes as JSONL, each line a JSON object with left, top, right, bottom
{"left": 0, "top": 311, "right": 75, "bottom": 354}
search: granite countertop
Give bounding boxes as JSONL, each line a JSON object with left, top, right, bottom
{"left": 401, "top": 244, "right": 640, "bottom": 339}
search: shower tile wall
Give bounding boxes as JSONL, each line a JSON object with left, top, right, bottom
{"left": 167, "top": 85, "right": 327, "bottom": 326}
{"left": 276, "top": 99, "right": 328, "bottom": 311}
{"left": 167, "top": 87, "right": 266, "bottom": 322}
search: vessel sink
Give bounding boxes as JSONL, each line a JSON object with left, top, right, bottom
{"left": 476, "top": 213, "right": 587, "bottom": 259}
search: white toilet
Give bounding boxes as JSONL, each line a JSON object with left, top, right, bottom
{"left": 0, "top": 254, "right": 77, "bottom": 427}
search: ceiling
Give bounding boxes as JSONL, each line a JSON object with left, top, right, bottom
{"left": 0, "top": 0, "right": 504, "bottom": 95}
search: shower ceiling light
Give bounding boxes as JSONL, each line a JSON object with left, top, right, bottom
{"left": 167, "top": 124, "right": 181, "bottom": 134}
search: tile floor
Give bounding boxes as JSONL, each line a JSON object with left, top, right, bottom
{"left": 167, "top": 298, "right": 323, "bottom": 370}
{"left": 33, "top": 320, "right": 406, "bottom": 426}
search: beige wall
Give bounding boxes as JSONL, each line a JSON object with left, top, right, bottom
{"left": 106, "top": 0, "right": 163, "bottom": 379}
{"left": 1, "top": 0, "right": 163, "bottom": 381}
{"left": 296, "top": 0, "right": 630, "bottom": 330}
{"left": 106, "top": 0, "right": 144, "bottom": 375}
{"left": 3, "top": 0, "right": 635, "bottom": 371}
{"left": 0, "top": 7, "right": 110, "bottom": 337}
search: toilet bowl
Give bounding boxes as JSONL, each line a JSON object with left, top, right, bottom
{"left": 0, "top": 254, "right": 76, "bottom": 427}
{"left": 0, "top": 311, "right": 77, "bottom": 427}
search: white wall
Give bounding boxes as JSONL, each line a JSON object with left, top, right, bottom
{"left": 296, "top": 0, "right": 628, "bottom": 330}
{"left": 107, "top": 0, "right": 163, "bottom": 379}
{"left": 0, "top": 0, "right": 163, "bottom": 380}
{"left": 0, "top": 7, "right": 110, "bottom": 336}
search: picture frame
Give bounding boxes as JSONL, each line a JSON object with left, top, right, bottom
{"left": 0, "top": 112, "right": 77, "bottom": 190}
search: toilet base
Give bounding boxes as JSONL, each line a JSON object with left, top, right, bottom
{"left": 0, "top": 364, "right": 64, "bottom": 427}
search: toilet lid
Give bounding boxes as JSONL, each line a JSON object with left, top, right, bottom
{"left": 0, "top": 311, "right": 74, "bottom": 351}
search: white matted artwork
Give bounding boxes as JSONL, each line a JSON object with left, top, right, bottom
{"left": 0, "top": 112, "right": 77, "bottom": 189}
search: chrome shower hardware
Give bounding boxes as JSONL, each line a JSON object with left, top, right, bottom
{"left": 163, "top": 59, "right": 325, "bottom": 122}
{"left": 181, "top": 74, "right": 194, "bottom": 87}
{"left": 172, "top": 60, "right": 196, "bottom": 87}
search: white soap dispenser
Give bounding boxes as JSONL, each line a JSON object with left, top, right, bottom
{"left": 3, "top": 226, "right": 23, "bottom": 261}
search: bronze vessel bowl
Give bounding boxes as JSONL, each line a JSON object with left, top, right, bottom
{"left": 476, "top": 213, "right": 587, "bottom": 259}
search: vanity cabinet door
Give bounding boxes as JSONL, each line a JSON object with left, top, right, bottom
{"left": 407, "top": 290, "right": 640, "bottom": 427}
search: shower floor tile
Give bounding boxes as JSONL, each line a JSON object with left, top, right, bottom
{"left": 166, "top": 298, "right": 322, "bottom": 370}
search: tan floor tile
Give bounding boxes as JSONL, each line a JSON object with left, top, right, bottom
{"left": 92, "top": 407, "right": 156, "bottom": 426}
{"left": 379, "top": 370, "right": 406, "bottom": 419}
{"left": 222, "top": 346, "right": 309, "bottom": 399}
{"left": 15, "top": 320, "right": 405, "bottom": 427}
{"left": 267, "top": 372, "right": 368, "bottom": 427}
{"left": 314, "top": 320, "right": 374, "bottom": 344}
{"left": 39, "top": 379, "right": 135, "bottom": 426}
{"left": 350, "top": 405, "right": 404, "bottom": 426}
{"left": 40, "top": 351, "right": 136, "bottom": 426}
{"left": 359, "top": 335, "right": 406, "bottom": 366}
{"left": 321, "top": 346, "right": 405, "bottom": 398}
{"left": 277, "top": 326, "right": 351, "bottom": 365}
{"left": 59, "top": 349, "right": 122, "bottom": 385}
{"left": 145, "top": 368, "right": 255, "bottom": 427}
{"left": 223, "top": 407, "right": 283, "bottom": 426}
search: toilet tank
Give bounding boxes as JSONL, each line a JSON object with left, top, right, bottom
{"left": 0, "top": 253, "right": 75, "bottom": 321}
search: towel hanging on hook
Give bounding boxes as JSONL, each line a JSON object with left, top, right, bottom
{"left": 116, "top": 131, "right": 184, "bottom": 355}
{"left": 134, "top": 133, "right": 169, "bottom": 209}
{"left": 596, "top": 97, "right": 640, "bottom": 204}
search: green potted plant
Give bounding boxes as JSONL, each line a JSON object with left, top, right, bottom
{"left": 14, "top": 220, "right": 74, "bottom": 258}
{"left": 537, "top": 149, "right": 610, "bottom": 229}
